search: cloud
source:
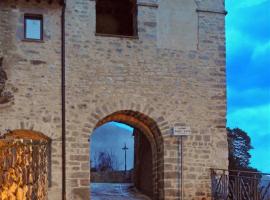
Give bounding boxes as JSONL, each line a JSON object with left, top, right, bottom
{"left": 236, "top": 0, "right": 269, "bottom": 8}
{"left": 250, "top": 142, "right": 270, "bottom": 173}
{"left": 227, "top": 104, "right": 270, "bottom": 172}
{"left": 252, "top": 40, "right": 270, "bottom": 63}
{"left": 227, "top": 103, "right": 270, "bottom": 137}
{"left": 226, "top": 29, "right": 255, "bottom": 56}
{"left": 226, "top": 0, "right": 270, "bottom": 41}
{"left": 226, "top": 28, "right": 270, "bottom": 91}
{"left": 226, "top": 5, "right": 270, "bottom": 91}
{"left": 227, "top": 86, "right": 270, "bottom": 112}
{"left": 226, "top": 50, "right": 270, "bottom": 91}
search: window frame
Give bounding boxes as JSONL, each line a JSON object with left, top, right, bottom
{"left": 95, "top": 0, "right": 138, "bottom": 38}
{"left": 24, "top": 14, "right": 44, "bottom": 41}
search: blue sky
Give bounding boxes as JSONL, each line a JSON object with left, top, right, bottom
{"left": 91, "top": 122, "right": 134, "bottom": 170}
{"left": 226, "top": 0, "right": 270, "bottom": 172}
{"left": 26, "top": 19, "right": 41, "bottom": 39}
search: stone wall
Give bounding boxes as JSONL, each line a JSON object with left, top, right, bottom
{"left": 0, "top": 1, "right": 63, "bottom": 199}
{"left": 65, "top": 0, "right": 227, "bottom": 199}
{"left": 0, "top": 57, "right": 14, "bottom": 106}
{"left": 0, "top": 138, "right": 48, "bottom": 200}
{"left": 0, "top": 0, "right": 228, "bottom": 199}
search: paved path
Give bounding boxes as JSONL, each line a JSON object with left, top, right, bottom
{"left": 91, "top": 183, "right": 151, "bottom": 200}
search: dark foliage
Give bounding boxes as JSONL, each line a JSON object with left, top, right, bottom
{"left": 227, "top": 127, "right": 260, "bottom": 174}
{"left": 92, "top": 150, "right": 119, "bottom": 172}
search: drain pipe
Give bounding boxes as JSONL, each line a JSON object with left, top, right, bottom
{"left": 177, "top": 136, "right": 183, "bottom": 200}
{"left": 181, "top": 136, "right": 183, "bottom": 200}
{"left": 61, "top": 1, "right": 66, "bottom": 200}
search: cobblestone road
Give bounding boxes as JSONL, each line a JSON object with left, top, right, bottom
{"left": 91, "top": 183, "right": 151, "bottom": 200}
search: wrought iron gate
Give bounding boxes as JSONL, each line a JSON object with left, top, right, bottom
{"left": 211, "top": 169, "right": 270, "bottom": 200}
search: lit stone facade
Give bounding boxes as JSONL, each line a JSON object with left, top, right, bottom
{"left": 0, "top": 0, "right": 227, "bottom": 199}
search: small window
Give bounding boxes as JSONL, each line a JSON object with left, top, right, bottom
{"left": 24, "top": 14, "right": 43, "bottom": 40}
{"left": 96, "top": 0, "right": 137, "bottom": 37}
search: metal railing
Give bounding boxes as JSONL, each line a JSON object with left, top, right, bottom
{"left": 211, "top": 168, "right": 270, "bottom": 200}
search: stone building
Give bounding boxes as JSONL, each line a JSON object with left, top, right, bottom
{"left": 0, "top": 0, "right": 227, "bottom": 199}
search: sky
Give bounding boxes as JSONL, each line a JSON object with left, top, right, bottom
{"left": 26, "top": 19, "right": 41, "bottom": 40}
{"left": 90, "top": 122, "right": 134, "bottom": 171}
{"left": 226, "top": 0, "right": 270, "bottom": 172}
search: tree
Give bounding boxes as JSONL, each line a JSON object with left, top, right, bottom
{"left": 92, "top": 150, "right": 119, "bottom": 172}
{"left": 227, "top": 127, "right": 259, "bottom": 173}
{"left": 226, "top": 128, "right": 268, "bottom": 199}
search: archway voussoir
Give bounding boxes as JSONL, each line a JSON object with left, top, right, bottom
{"left": 155, "top": 116, "right": 166, "bottom": 124}
{"left": 86, "top": 117, "right": 97, "bottom": 126}
{"left": 142, "top": 104, "right": 150, "bottom": 115}
{"left": 90, "top": 112, "right": 101, "bottom": 121}
{"left": 135, "top": 103, "right": 141, "bottom": 112}
{"left": 101, "top": 104, "right": 109, "bottom": 115}
{"left": 114, "top": 101, "right": 122, "bottom": 111}
{"left": 83, "top": 123, "right": 93, "bottom": 130}
{"left": 119, "top": 99, "right": 125, "bottom": 110}
{"left": 158, "top": 122, "right": 171, "bottom": 130}
{"left": 129, "top": 102, "right": 136, "bottom": 111}
{"left": 19, "top": 121, "right": 35, "bottom": 130}
{"left": 95, "top": 107, "right": 103, "bottom": 116}
{"left": 6, "top": 120, "right": 56, "bottom": 139}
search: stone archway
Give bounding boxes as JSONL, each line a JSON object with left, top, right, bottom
{"left": 91, "top": 110, "right": 164, "bottom": 199}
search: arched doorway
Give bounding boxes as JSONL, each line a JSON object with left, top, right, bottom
{"left": 90, "top": 110, "right": 164, "bottom": 200}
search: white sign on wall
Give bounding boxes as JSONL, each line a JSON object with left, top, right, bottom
{"left": 172, "top": 126, "right": 191, "bottom": 136}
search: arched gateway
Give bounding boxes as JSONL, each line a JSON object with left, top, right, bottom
{"left": 93, "top": 110, "right": 164, "bottom": 199}
{"left": 70, "top": 109, "right": 165, "bottom": 200}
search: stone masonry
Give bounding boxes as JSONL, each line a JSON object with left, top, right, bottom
{"left": 0, "top": 130, "right": 49, "bottom": 200}
{"left": 0, "top": 0, "right": 228, "bottom": 199}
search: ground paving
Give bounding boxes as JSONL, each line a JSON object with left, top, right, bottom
{"left": 91, "top": 183, "right": 151, "bottom": 200}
